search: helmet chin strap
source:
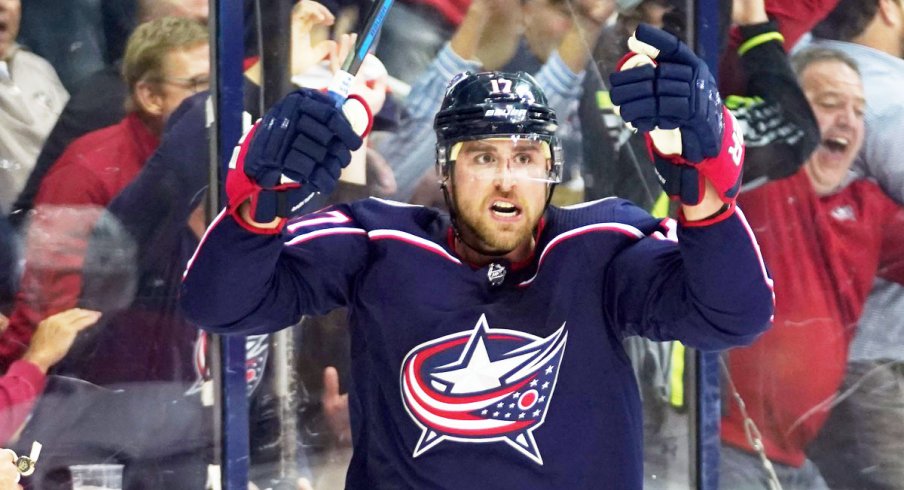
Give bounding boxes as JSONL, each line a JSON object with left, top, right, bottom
{"left": 440, "top": 172, "right": 557, "bottom": 260}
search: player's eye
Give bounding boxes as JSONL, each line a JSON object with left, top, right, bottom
{"left": 513, "top": 153, "right": 536, "bottom": 166}
{"left": 474, "top": 153, "right": 496, "bottom": 165}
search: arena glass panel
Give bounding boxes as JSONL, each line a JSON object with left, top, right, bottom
{"left": 2, "top": 0, "right": 217, "bottom": 489}
{"left": 18, "top": 0, "right": 901, "bottom": 489}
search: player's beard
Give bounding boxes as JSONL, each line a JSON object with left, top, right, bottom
{"left": 456, "top": 215, "right": 531, "bottom": 257}
{"left": 453, "top": 195, "right": 540, "bottom": 257}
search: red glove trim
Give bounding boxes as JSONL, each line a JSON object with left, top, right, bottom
{"left": 693, "top": 107, "right": 744, "bottom": 203}
{"left": 225, "top": 122, "right": 289, "bottom": 235}
{"left": 346, "top": 93, "right": 374, "bottom": 138}
{"left": 678, "top": 202, "right": 737, "bottom": 227}
{"left": 647, "top": 107, "right": 744, "bottom": 205}
{"left": 229, "top": 202, "right": 287, "bottom": 235}
{"left": 615, "top": 52, "right": 657, "bottom": 72}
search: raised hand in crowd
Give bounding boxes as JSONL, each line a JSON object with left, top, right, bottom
{"left": 245, "top": 0, "right": 356, "bottom": 85}
{"left": 0, "top": 449, "right": 20, "bottom": 490}
{"left": 462, "top": 0, "right": 524, "bottom": 70}
{"left": 321, "top": 366, "right": 351, "bottom": 447}
{"left": 570, "top": 0, "right": 619, "bottom": 32}
{"left": 732, "top": 0, "right": 769, "bottom": 26}
{"left": 291, "top": 0, "right": 351, "bottom": 78}
{"left": 553, "top": 0, "right": 616, "bottom": 72}
{"left": 21, "top": 308, "right": 101, "bottom": 374}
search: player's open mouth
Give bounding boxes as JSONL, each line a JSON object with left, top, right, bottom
{"left": 822, "top": 136, "right": 849, "bottom": 154}
{"left": 490, "top": 200, "right": 521, "bottom": 219}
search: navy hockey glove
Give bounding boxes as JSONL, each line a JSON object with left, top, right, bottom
{"left": 226, "top": 88, "right": 367, "bottom": 232}
{"left": 609, "top": 24, "right": 744, "bottom": 205}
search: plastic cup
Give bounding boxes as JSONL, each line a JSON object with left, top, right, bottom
{"left": 69, "top": 464, "right": 124, "bottom": 490}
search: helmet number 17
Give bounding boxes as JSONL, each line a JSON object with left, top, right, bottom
{"left": 490, "top": 78, "right": 512, "bottom": 94}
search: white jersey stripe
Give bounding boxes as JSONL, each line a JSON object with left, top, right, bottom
{"left": 368, "top": 229, "right": 462, "bottom": 265}
{"left": 286, "top": 210, "right": 352, "bottom": 232}
{"left": 559, "top": 197, "right": 618, "bottom": 210}
{"left": 285, "top": 227, "right": 367, "bottom": 246}
{"left": 284, "top": 226, "right": 462, "bottom": 265}
{"left": 368, "top": 197, "right": 424, "bottom": 208}
{"left": 519, "top": 223, "right": 644, "bottom": 287}
{"left": 183, "top": 208, "right": 229, "bottom": 280}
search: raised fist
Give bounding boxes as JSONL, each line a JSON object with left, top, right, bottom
{"left": 226, "top": 88, "right": 365, "bottom": 230}
{"left": 609, "top": 24, "right": 744, "bottom": 205}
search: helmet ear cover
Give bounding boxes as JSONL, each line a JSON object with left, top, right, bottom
{"left": 434, "top": 71, "right": 563, "bottom": 185}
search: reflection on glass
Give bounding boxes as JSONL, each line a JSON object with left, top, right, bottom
{"left": 717, "top": 0, "right": 904, "bottom": 489}
{"left": 2, "top": 6, "right": 215, "bottom": 489}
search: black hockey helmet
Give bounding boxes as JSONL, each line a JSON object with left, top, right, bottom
{"left": 433, "top": 71, "right": 563, "bottom": 184}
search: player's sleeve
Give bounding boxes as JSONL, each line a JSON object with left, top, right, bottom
{"left": 84, "top": 94, "right": 208, "bottom": 303}
{"left": 603, "top": 202, "right": 774, "bottom": 351}
{"left": 180, "top": 205, "right": 369, "bottom": 335}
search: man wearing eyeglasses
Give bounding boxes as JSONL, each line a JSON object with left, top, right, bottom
{"left": 7, "top": 0, "right": 211, "bottom": 230}
{"left": 0, "top": 16, "right": 209, "bottom": 371}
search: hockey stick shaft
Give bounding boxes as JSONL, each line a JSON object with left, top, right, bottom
{"left": 326, "top": 0, "right": 395, "bottom": 105}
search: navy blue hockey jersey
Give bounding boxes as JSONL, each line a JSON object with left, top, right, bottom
{"left": 181, "top": 197, "right": 773, "bottom": 489}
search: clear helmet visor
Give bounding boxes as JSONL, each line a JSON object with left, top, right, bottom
{"left": 437, "top": 134, "right": 563, "bottom": 184}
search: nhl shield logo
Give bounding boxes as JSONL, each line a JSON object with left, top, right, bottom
{"left": 400, "top": 314, "right": 568, "bottom": 465}
{"left": 487, "top": 263, "right": 506, "bottom": 286}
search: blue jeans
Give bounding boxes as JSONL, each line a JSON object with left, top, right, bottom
{"left": 720, "top": 444, "right": 829, "bottom": 490}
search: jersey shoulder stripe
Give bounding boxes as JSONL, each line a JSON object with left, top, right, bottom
{"left": 282, "top": 199, "right": 455, "bottom": 263}
{"left": 183, "top": 208, "right": 229, "bottom": 280}
{"left": 368, "top": 229, "right": 461, "bottom": 265}
{"left": 286, "top": 210, "right": 353, "bottom": 232}
{"left": 519, "top": 222, "right": 644, "bottom": 287}
{"left": 285, "top": 227, "right": 368, "bottom": 246}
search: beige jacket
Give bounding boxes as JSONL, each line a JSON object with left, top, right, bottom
{"left": 0, "top": 44, "right": 69, "bottom": 212}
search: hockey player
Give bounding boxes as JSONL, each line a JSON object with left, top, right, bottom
{"left": 181, "top": 25, "right": 773, "bottom": 489}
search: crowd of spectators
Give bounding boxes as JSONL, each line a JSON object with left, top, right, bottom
{"left": 0, "top": 0, "right": 902, "bottom": 488}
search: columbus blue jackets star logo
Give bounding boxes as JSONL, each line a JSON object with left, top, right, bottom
{"left": 400, "top": 314, "right": 568, "bottom": 465}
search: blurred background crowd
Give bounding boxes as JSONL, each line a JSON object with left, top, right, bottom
{"left": 1, "top": 0, "right": 903, "bottom": 488}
